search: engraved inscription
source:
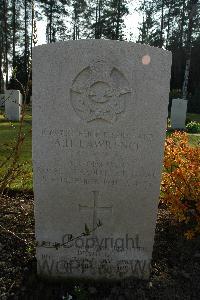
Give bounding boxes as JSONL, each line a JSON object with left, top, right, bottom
{"left": 70, "top": 60, "right": 131, "bottom": 123}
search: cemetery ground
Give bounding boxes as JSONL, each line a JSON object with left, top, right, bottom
{"left": 0, "top": 110, "right": 200, "bottom": 299}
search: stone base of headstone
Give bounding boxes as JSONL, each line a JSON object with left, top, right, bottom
{"left": 170, "top": 98, "right": 188, "bottom": 129}
{"left": 5, "top": 90, "right": 22, "bottom": 121}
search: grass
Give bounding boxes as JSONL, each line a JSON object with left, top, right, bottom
{"left": 0, "top": 107, "right": 32, "bottom": 191}
{"left": 0, "top": 109, "right": 199, "bottom": 191}
{"left": 187, "top": 113, "right": 200, "bottom": 123}
{"left": 188, "top": 133, "right": 200, "bottom": 147}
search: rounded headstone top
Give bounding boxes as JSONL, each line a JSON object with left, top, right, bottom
{"left": 33, "top": 39, "right": 172, "bottom": 56}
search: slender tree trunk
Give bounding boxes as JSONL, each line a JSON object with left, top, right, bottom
{"left": 52, "top": 27, "right": 56, "bottom": 42}
{"left": 31, "top": 0, "right": 34, "bottom": 59}
{"left": 159, "top": 0, "right": 164, "bottom": 47}
{"left": 95, "top": 0, "right": 98, "bottom": 38}
{"left": 77, "top": 26, "right": 79, "bottom": 39}
{"left": 2, "top": 0, "right": 8, "bottom": 88}
{"left": 0, "top": 8, "right": 4, "bottom": 93}
{"left": 116, "top": 0, "right": 121, "bottom": 40}
{"left": 182, "top": 0, "right": 199, "bottom": 99}
{"left": 0, "top": 32, "right": 4, "bottom": 93}
{"left": 73, "top": 24, "right": 76, "bottom": 40}
{"left": 98, "top": 0, "right": 102, "bottom": 38}
{"left": 24, "top": 0, "right": 29, "bottom": 82}
{"left": 95, "top": 0, "right": 102, "bottom": 39}
{"left": 12, "top": 0, "right": 16, "bottom": 69}
{"left": 49, "top": 0, "right": 53, "bottom": 43}
{"left": 73, "top": 4, "right": 78, "bottom": 40}
{"left": 141, "top": 0, "right": 146, "bottom": 43}
{"left": 179, "top": 0, "right": 186, "bottom": 48}
{"left": 166, "top": 1, "right": 172, "bottom": 48}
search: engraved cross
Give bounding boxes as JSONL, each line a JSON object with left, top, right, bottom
{"left": 79, "top": 191, "right": 113, "bottom": 229}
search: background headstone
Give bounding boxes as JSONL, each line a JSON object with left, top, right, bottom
{"left": 5, "top": 90, "right": 22, "bottom": 121}
{"left": 171, "top": 98, "right": 188, "bottom": 129}
{"left": 0, "top": 94, "right": 5, "bottom": 107}
{"left": 33, "top": 40, "right": 171, "bottom": 280}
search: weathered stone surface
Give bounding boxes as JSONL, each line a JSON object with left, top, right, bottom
{"left": 32, "top": 40, "right": 171, "bottom": 280}
{"left": 171, "top": 98, "right": 188, "bottom": 129}
{"left": 5, "top": 90, "right": 22, "bottom": 121}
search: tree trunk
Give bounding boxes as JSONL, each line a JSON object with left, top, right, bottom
{"left": 31, "top": 1, "right": 34, "bottom": 59}
{"left": 2, "top": 0, "right": 8, "bottom": 88}
{"left": 73, "top": 4, "right": 78, "bottom": 40}
{"left": 116, "top": 0, "right": 121, "bottom": 40}
{"left": 166, "top": 0, "right": 173, "bottom": 48}
{"left": 98, "top": 0, "right": 102, "bottom": 38}
{"left": 179, "top": 0, "right": 186, "bottom": 48}
{"left": 95, "top": 0, "right": 99, "bottom": 38}
{"left": 0, "top": 33, "right": 4, "bottom": 93}
{"left": 140, "top": 0, "right": 146, "bottom": 43}
{"left": 24, "top": 0, "right": 29, "bottom": 81}
{"left": 182, "top": 0, "right": 199, "bottom": 99}
{"left": 12, "top": 0, "right": 16, "bottom": 69}
{"left": 49, "top": 0, "right": 53, "bottom": 43}
{"left": 159, "top": 0, "right": 164, "bottom": 47}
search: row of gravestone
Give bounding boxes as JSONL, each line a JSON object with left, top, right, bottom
{"left": 171, "top": 98, "right": 188, "bottom": 129}
{"left": 0, "top": 90, "right": 22, "bottom": 121}
{"left": 0, "top": 89, "right": 187, "bottom": 129}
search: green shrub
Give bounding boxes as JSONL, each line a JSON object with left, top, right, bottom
{"left": 186, "top": 121, "right": 200, "bottom": 133}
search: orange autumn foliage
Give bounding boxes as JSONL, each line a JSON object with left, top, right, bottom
{"left": 161, "top": 131, "right": 200, "bottom": 239}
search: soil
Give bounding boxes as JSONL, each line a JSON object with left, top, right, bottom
{"left": 0, "top": 192, "right": 200, "bottom": 300}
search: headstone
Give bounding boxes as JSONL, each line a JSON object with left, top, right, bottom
{"left": 0, "top": 94, "right": 5, "bottom": 107}
{"left": 5, "top": 90, "right": 22, "bottom": 121}
{"left": 33, "top": 40, "right": 171, "bottom": 280}
{"left": 171, "top": 98, "right": 188, "bottom": 129}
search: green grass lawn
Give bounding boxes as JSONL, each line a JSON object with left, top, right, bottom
{"left": 187, "top": 113, "right": 200, "bottom": 122}
{"left": 0, "top": 108, "right": 32, "bottom": 191}
{"left": 0, "top": 109, "right": 199, "bottom": 191}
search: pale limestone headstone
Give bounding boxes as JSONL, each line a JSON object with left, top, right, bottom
{"left": 0, "top": 94, "right": 5, "bottom": 107}
{"left": 5, "top": 90, "right": 22, "bottom": 121}
{"left": 33, "top": 40, "right": 171, "bottom": 280}
{"left": 171, "top": 98, "right": 188, "bottom": 129}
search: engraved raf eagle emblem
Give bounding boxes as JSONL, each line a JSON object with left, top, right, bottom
{"left": 70, "top": 60, "right": 131, "bottom": 123}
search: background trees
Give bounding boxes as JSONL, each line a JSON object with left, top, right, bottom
{"left": 0, "top": 0, "right": 199, "bottom": 112}
{"left": 138, "top": 0, "right": 200, "bottom": 113}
